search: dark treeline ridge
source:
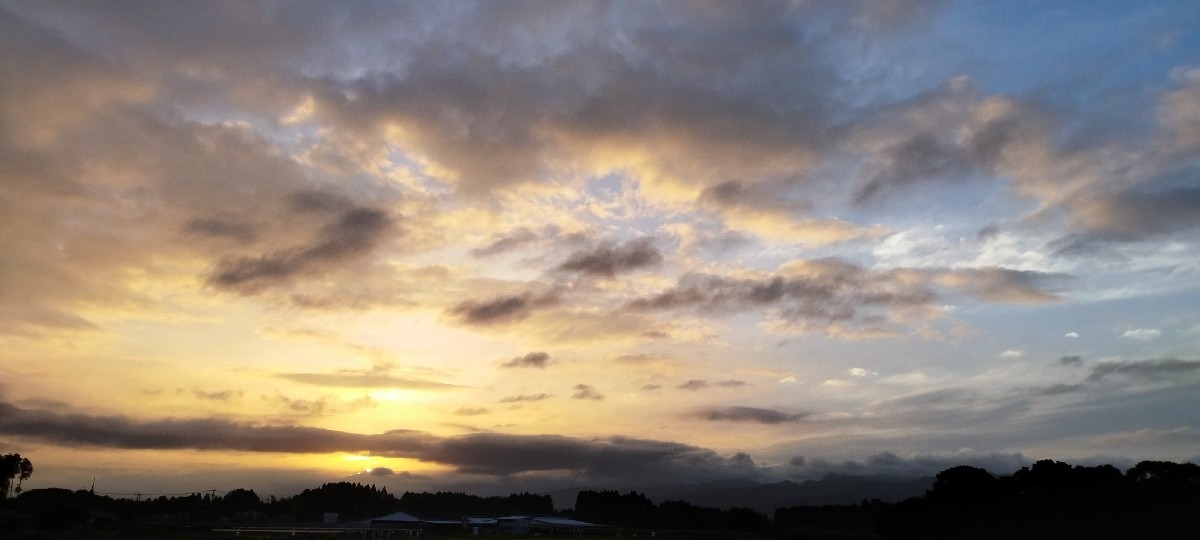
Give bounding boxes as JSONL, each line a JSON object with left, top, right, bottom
{"left": 875, "top": 459, "right": 1200, "bottom": 540}
{"left": 397, "top": 491, "right": 553, "bottom": 519}
{"left": 2, "top": 460, "right": 1198, "bottom": 538}
{"left": 0, "top": 482, "right": 552, "bottom": 533}
{"left": 572, "top": 489, "right": 772, "bottom": 534}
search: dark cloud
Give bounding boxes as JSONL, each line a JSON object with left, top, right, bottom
{"left": 183, "top": 217, "right": 259, "bottom": 244}
{"left": 572, "top": 384, "right": 604, "bottom": 401}
{"left": 498, "top": 394, "right": 552, "bottom": 404}
{"left": 642, "top": 384, "right": 662, "bottom": 391}
{"left": 448, "top": 291, "right": 559, "bottom": 326}
{"left": 1056, "top": 186, "right": 1200, "bottom": 253}
{"left": 454, "top": 407, "right": 490, "bottom": 417}
{"left": 368, "top": 467, "right": 395, "bottom": 477}
{"left": 788, "top": 450, "right": 1031, "bottom": 480}
{"left": 422, "top": 433, "right": 754, "bottom": 479}
{"left": 0, "top": 401, "right": 431, "bottom": 454}
{"left": 208, "top": 202, "right": 394, "bottom": 294}
{"left": 626, "top": 259, "right": 938, "bottom": 327}
{"left": 0, "top": 401, "right": 766, "bottom": 482}
{"left": 1087, "top": 358, "right": 1200, "bottom": 382}
{"left": 699, "top": 179, "right": 810, "bottom": 214}
{"left": 693, "top": 406, "right": 809, "bottom": 424}
{"left": 976, "top": 224, "right": 1001, "bottom": 241}
{"left": 556, "top": 238, "right": 664, "bottom": 278}
{"left": 851, "top": 87, "right": 1040, "bottom": 205}
{"left": 676, "top": 376, "right": 748, "bottom": 391}
{"left": 286, "top": 190, "right": 355, "bottom": 215}
{"left": 855, "top": 132, "right": 971, "bottom": 204}
{"left": 501, "top": 351, "right": 551, "bottom": 369}
{"left": 1059, "top": 355, "right": 1083, "bottom": 366}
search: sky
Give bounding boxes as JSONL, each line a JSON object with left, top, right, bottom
{"left": 2, "top": 0, "right": 1199, "bottom": 499}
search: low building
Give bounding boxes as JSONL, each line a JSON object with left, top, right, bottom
{"left": 496, "top": 515, "right": 615, "bottom": 536}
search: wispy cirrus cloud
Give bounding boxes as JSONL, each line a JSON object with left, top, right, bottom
{"left": 277, "top": 364, "right": 461, "bottom": 391}
{"left": 501, "top": 351, "right": 551, "bottom": 369}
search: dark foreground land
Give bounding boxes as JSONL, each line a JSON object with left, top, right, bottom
{"left": 2, "top": 459, "right": 1197, "bottom": 540}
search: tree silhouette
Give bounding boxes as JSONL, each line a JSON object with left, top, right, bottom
{"left": 1, "top": 453, "right": 33, "bottom": 499}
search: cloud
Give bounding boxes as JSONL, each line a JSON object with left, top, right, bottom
{"left": 454, "top": 407, "right": 490, "bottom": 417}
{"left": 420, "top": 433, "right": 760, "bottom": 479}
{"left": 1087, "top": 358, "right": 1200, "bottom": 382}
{"left": 368, "top": 467, "right": 395, "bottom": 477}
{"left": 1064, "top": 332, "right": 1080, "bottom": 338}
{"left": 626, "top": 259, "right": 1070, "bottom": 336}
{"left": 1031, "top": 383, "right": 1084, "bottom": 396}
{"left": 556, "top": 238, "right": 664, "bottom": 278}
{"left": 678, "top": 380, "right": 710, "bottom": 391}
{"left": 1092, "top": 426, "right": 1200, "bottom": 446}
{"left": 788, "top": 450, "right": 1031, "bottom": 479}
{"left": 501, "top": 351, "right": 551, "bottom": 369}
{"left": 1064, "top": 186, "right": 1200, "bottom": 247}
{"left": 266, "top": 393, "right": 378, "bottom": 417}
{"left": 192, "top": 389, "right": 242, "bottom": 402}
{"left": 183, "top": 216, "right": 260, "bottom": 244}
{"left": 848, "top": 368, "right": 878, "bottom": 377}
{"left": 448, "top": 291, "right": 560, "bottom": 326}
{"left": 1000, "top": 349, "right": 1025, "bottom": 358}
{"left": 471, "top": 228, "right": 541, "bottom": 257}
{"left": 1058, "top": 355, "right": 1083, "bottom": 366}
{"left": 626, "top": 259, "right": 936, "bottom": 328}
{"left": 641, "top": 384, "right": 662, "bottom": 391}
{"left": 855, "top": 131, "right": 975, "bottom": 204}
{"left": 277, "top": 366, "right": 460, "bottom": 390}
{"left": 571, "top": 384, "right": 604, "bottom": 401}
{"left": 938, "top": 268, "right": 1070, "bottom": 304}
{"left": 0, "top": 401, "right": 768, "bottom": 482}
{"left": 678, "top": 379, "right": 747, "bottom": 390}
{"left": 612, "top": 353, "right": 672, "bottom": 365}
{"left": 0, "top": 400, "right": 432, "bottom": 454}
{"left": 207, "top": 202, "right": 395, "bottom": 294}
{"left": 698, "top": 179, "right": 811, "bottom": 215}
{"left": 1122, "top": 328, "right": 1162, "bottom": 340}
{"left": 692, "top": 406, "right": 809, "bottom": 424}
{"left": 498, "top": 394, "right": 553, "bottom": 404}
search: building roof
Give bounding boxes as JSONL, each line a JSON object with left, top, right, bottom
{"left": 531, "top": 516, "right": 598, "bottom": 527}
{"left": 371, "top": 511, "right": 421, "bottom": 523}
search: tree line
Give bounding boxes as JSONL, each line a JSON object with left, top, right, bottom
{"left": 572, "top": 489, "right": 772, "bottom": 533}
{"left": 0, "top": 481, "right": 555, "bottom": 531}
{"left": 3, "top": 459, "right": 1198, "bottom": 538}
{"left": 875, "top": 460, "right": 1200, "bottom": 539}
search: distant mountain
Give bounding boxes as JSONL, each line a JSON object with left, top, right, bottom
{"left": 548, "top": 474, "right": 933, "bottom": 514}
{"left": 648, "top": 474, "right": 934, "bottom": 513}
